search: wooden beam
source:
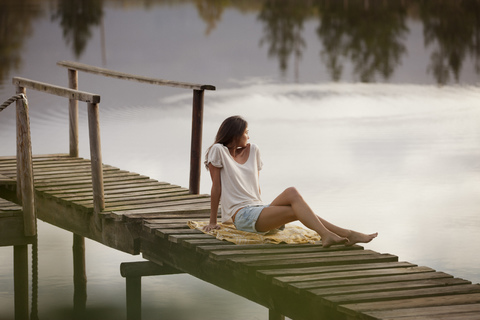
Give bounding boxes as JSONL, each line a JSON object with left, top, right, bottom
{"left": 57, "top": 60, "right": 216, "bottom": 91}
{"left": 12, "top": 77, "right": 100, "bottom": 103}
{"left": 120, "top": 261, "right": 183, "bottom": 278}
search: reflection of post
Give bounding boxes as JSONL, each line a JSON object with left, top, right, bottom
{"left": 73, "top": 234, "right": 87, "bottom": 318}
{"left": 101, "top": 17, "right": 107, "bottom": 66}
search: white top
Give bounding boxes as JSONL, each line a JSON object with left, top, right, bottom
{"left": 205, "top": 143, "right": 264, "bottom": 223}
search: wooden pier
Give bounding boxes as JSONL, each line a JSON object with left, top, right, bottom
{"left": 1, "top": 62, "right": 480, "bottom": 320}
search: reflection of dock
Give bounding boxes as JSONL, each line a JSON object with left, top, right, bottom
{"left": 2, "top": 62, "right": 480, "bottom": 320}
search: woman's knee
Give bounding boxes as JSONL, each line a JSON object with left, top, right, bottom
{"left": 284, "top": 187, "right": 303, "bottom": 201}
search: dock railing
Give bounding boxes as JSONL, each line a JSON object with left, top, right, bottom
{"left": 0, "top": 92, "right": 36, "bottom": 237}
{"left": 11, "top": 77, "right": 104, "bottom": 229}
{"left": 57, "top": 61, "right": 216, "bottom": 195}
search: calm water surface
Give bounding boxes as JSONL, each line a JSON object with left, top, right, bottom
{"left": 1, "top": 1, "right": 480, "bottom": 319}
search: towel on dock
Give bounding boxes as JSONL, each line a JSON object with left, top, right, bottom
{"left": 188, "top": 221, "right": 321, "bottom": 245}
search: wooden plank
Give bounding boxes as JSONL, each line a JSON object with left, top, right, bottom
{"left": 154, "top": 228, "right": 204, "bottom": 239}
{"left": 112, "top": 203, "right": 211, "bottom": 218}
{"left": 207, "top": 245, "right": 361, "bottom": 261}
{"left": 256, "top": 261, "right": 418, "bottom": 281}
{"left": 0, "top": 173, "right": 15, "bottom": 185}
{"left": 12, "top": 77, "right": 100, "bottom": 103}
{"left": 290, "top": 270, "right": 451, "bottom": 293}
{"left": 309, "top": 277, "right": 470, "bottom": 298}
{"left": 103, "top": 196, "right": 211, "bottom": 211}
{"left": 57, "top": 60, "right": 216, "bottom": 91}
{"left": 168, "top": 233, "right": 215, "bottom": 243}
{"left": 362, "top": 303, "right": 480, "bottom": 320}
{"left": 338, "top": 293, "right": 480, "bottom": 317}
{"left": 233, "top": 253, "right": 399, "bottom": 272}
{"left": 228, "top": 250, "right": 383, "bottom": 265}
{"left": 323, "top": 284, "right": 480, "bottom": 308}
{"left": 182, "top": 239, "right": 234, "bottom": 249}
{"left": 274, "top": 266, "right": 435, "bottom": 286}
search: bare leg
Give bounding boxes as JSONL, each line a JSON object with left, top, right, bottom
{"left": 255, "top": 187, "right": 348, "bottom": 247}
{"left": 315, "top": 216, "right": 378, "bottom": 246}
{"left": 255, "top": 187, "right": 377, "bottom": 247}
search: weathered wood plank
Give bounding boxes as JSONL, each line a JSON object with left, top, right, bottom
{"left": 362, "top": 303, "right": 480, "bottom": 320}
{"left": 234, "top": 253, "right": 399, "bottom": 272}
{"left": 274, "top": 266, "right": 435, "bottom": 286}
{"left": 229, "top": 250, "right": 384, "bottom": 265}
{"left": 323, "top": 284, "right": 480, "bottom": 308}
{"left": 57, "top": 60, "right": 216, "bottom": 91}
{"left": 289, "top": 269, "right": 449, "bottom": 293}
{"left": 338, "top": 293, "right": 480, "bottom": 317}
{"left": 309, "top": 277, "right": 470, "bottom": 298}
{"left": 256, "top": 262, "right": 417, "bottom": 282}
{"left": 112, "top": 203, "right": 211, "bottom": 218}
{"left": 12, "top": 77, "right": 100, "bottom": 103}
{"left": 207, "top": 245, "right": 361, "bottom": 261}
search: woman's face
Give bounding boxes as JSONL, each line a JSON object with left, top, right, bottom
{"left": 237, "top": 127, "right": 249, "bottom": 148}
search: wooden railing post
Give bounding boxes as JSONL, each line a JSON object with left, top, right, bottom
{"left": 57, "top": 61, "right": 215, "bottom": 194}
{"left": 15, "top": 87, "right": 36, "bottom": 236}
{"left": 87, "top": 102, "right": 104, "bottom": 229}
{"left": 68, "top": 69, "right": 79, "bottom": 157}
{"left": 189, "top": 89, "right": 204, "bottom": 194}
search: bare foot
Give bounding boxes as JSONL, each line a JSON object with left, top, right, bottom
{"left": 346, "top": 230, "right": 378, "bottom": 246}
{"left": 321, "top": 231, "right": 348, "bottom": 248}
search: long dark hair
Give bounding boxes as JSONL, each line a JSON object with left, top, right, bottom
{"left": 205, "top": 115, "right": 248, "bottom": 168}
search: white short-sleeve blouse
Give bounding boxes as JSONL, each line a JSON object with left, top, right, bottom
{"left": 205, "top": 143, "right": 264, "bottom": 223}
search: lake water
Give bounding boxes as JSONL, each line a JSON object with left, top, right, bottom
{"left": 1, "top": 1, "right": 480, "bottom": 319}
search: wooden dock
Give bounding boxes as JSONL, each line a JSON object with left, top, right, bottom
{"left": 1, "top": 61, "right": 480, "bottom": 319}
{"left": 1, "top": 155, "right": 480, "bottom": 320}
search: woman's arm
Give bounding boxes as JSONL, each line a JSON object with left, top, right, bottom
{"left": 204, "top": 163, "right": 222, "bottom": 231}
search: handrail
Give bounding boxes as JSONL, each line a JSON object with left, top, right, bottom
{"left": 58, "top": 60, "right": 216, "bottom": 194}
{"left": 12, "top": 77, "right": 104, "bottom": 230}
{"left": 57, "top": 61, "right": 216, "bottom": 91}
{"left": 0, "top": 93, "right": 36, "bottom": 237}
{"left": 12, "top": 77, "right": 100, "bottom": 103}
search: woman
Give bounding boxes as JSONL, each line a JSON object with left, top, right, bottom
{"left": 204, "top": 116, "right": 377, "bottom": 248}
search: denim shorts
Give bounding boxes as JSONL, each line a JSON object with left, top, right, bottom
{"left": 233, "top": 204, "right": 270, "bottom": 234}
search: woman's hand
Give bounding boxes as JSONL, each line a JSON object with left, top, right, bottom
{"left": 203, "top": 223, "right": 220, "bottom": 232}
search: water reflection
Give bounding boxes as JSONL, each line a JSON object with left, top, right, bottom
{"left": 51, "top": 0, "right": 104, "bottom": 59}
{"left": 315, "top": 0, "right": 408, "bottom": 82}
{"left": 419, "top": 1, "right": 480, "bottom": 84}
{"left": 0, "top": 0, "right": 42, "bottom": 85}
{"left": 1, "top": 0, "right": 479, "bottom": 85}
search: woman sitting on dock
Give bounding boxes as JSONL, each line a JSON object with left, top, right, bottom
{"left": 204, "top": 115, "right": 378, "bottom": 248}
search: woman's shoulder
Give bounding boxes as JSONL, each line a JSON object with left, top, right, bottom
{"left": 249, "top": 143, "right": 260, "bottom": 152}
{"left": 208, "top": 143, "right": 228, "bottom": 157}
{"left": 211, "top": 143, "right": 227, "bottom": 151}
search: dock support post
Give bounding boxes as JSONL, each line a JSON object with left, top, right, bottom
{"left": 14, "top": 245, "right": 29, "bottom": 320}
{"left": 189, "top": 89, "right": 204, "bottom": 195}
{"left": 87, "top": 102, "right": 104, "bottom": 229}
{"left": 126, "top": 276, "right": 141, "bottom": 320}
{"left": 73, "top": 233, "right": 87, "bottom": 319}
{"left": 269, "top": 309, "right": 285, "bottom": 320}
{"left": 121, "top": 261, "right": 184, "bottom": 320}
{"left": 68, "top": 69, "right": 79, "bottom": 158}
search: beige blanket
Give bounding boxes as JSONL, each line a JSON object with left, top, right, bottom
{"left": 188, "top": 221, "right": 321, "bottom": 245}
